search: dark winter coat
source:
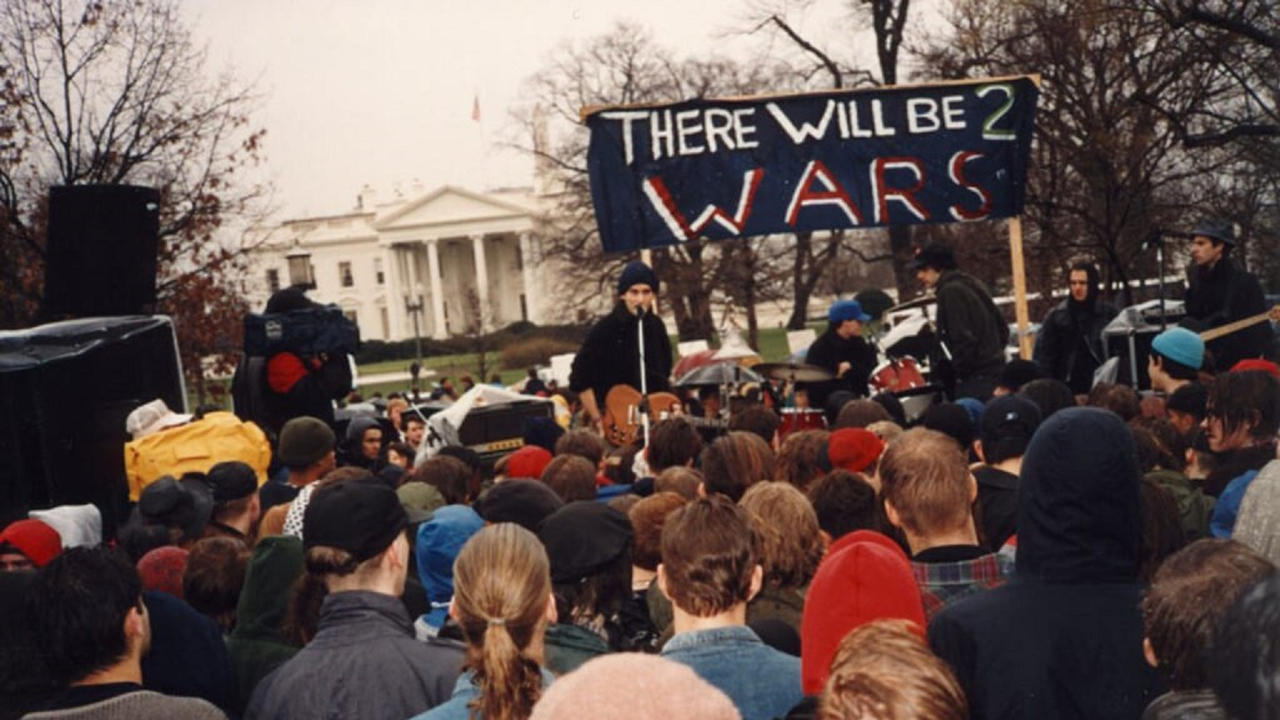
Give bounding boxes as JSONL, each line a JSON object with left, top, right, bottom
{"left": 569, "top": 302, "right": 672, "bottom": 402}
{"left": 803, "top": 329, "right": 878, "bottom": 402}
{"left": 226, "top": 536, "right": 304, "bottom": 714}
{"left": 1184, "top": 257, "right": 1272, "bottom": 371}
{"left": 935, "top": 271, "right": 1008, "bottom": 384}
{"left": 1033, "top": 297, "right": 1119, "bottom": 394}
{"left": 245, "top": 590, "right": 464, "bottom": 720}
{"left": 929, "top": 407, "right": 1165, "bottom": 720}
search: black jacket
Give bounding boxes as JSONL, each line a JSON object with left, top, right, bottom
{"left": 935, "top": 271, "right": 1008, "bottom": 380}
{"left": 569, "top": 302, "right": 672, "bottom": 402}
{"left": 1033, "top": 298, "right": 1119, "bottom": 394}
{"left": 929, "top": 408, "right": 1164, "bottom": 720}
{"left": 1184, "top": 258, "right": 1272, "bottom": 371}
{"left": 245, "top": 590, "right": 464, "bottom": 720}
{"left": 804, "top": 329, "right": 878, "bottom": 402}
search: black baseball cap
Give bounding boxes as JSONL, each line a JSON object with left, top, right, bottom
{"left": 303, "top": 480, "right": 407, "bottom": 561}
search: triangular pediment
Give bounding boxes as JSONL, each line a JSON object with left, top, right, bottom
{"left": 373, "top": 185, "right": 533, "bottom": 230}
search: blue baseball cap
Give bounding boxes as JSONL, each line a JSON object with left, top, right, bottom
{"left": 829, "top": 299, "right": 871, "bottom": 324}
{"left": 1151, "top": 327, "right": 1204, "bottom": 370}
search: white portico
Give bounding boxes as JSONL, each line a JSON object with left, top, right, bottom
{"left": 245, "top": 185, "right": 548, "bottom": 341}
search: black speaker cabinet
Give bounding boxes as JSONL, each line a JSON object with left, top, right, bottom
{"left": 0, "top": 316, "right": 185, "bottom": 535}
{"left": 43, "top": 184, "right": 160, "bottom": 318}
{"left": 1105, "top": 329, "right": 1158, "bottom": 390}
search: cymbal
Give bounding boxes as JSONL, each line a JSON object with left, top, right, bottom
{"left": 754, "top": 362, "right": 835, "bottom": 383}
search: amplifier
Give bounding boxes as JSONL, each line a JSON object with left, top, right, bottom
{"left": 456, "top": 400, "right": 555, "bottom": 466}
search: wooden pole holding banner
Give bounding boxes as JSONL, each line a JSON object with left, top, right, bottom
{"left": 1008, "top": 216, "right": 1033, "bottom": 359}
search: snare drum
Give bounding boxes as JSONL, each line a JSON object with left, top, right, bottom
{"left": 779, "top": 408, "right": 827, "bottom": 439}
{"left": 870, "top": 356, "right": 927, "bottom": 393}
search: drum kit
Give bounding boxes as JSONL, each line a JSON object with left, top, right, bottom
{"left": 674, "top": 299, "right": 946, "bottom": 439}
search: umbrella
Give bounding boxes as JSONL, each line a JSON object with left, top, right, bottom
{"left": 672, "top": 349, "right": 720, "bottom": 379}
{"left": 675, "top": 362, "right": 764, "bottom": 387}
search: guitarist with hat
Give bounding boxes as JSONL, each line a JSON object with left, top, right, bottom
{"left": 1184, "top": 219, "right": 1274, "bottom": 371}
{"left": 570, "top": 260, "right": 673, "bottom": 437}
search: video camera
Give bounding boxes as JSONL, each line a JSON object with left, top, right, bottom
{"left": 243, "top": 304, "right": 360, "bottom": 358}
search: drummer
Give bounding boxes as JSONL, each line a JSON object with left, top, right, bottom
{"left": 804, "top": 299, "right": 879, "bottom": 408}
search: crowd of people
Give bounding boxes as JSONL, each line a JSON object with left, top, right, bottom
{"left": 2, "top": 235, "right": 1279, "bottom": 720}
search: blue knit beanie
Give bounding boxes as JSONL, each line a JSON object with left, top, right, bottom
{"left": 1151, "top": 327, "right": 1204, "bottom": 370}
{"left": 617, "top": 261, "right": 659, "bottom": 295}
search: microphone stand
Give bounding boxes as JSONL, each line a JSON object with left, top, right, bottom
{"left": 636, "top": 304, "right": 651, "bottom": 449}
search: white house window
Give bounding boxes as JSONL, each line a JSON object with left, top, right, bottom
{"left": 266, "top": 268, "right": 280, "bottom": 293}
{"left": 374, "top": 258, "right": 384, "bottom": 285}
{"left": 339, "top": 261, "right": 354, "bottom": 288}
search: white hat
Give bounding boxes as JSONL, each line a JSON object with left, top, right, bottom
{"left": 126, "top": 399, "right": 193, "bottom": 440}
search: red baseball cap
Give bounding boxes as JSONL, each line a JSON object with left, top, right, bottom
{"left": 0, "top": 518, "right": 63, "bottom": 567}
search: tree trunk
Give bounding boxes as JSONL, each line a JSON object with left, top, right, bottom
{"left": 887, "top": 224, "right": 915, "bottom": 301}
{"left": 786, "top": 232, "right": 813, "bottom": 329}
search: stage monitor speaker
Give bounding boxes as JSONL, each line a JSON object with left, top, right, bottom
{"left": 1105, "top": 329, "right": 1158, "bottom": 390}
{"left": 0, "top": 316, "right": 185, "bottom": 536}
{"left": 43, "top": 184, "right": 160, "bottom": 318}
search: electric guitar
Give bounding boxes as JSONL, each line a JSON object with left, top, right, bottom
{"left": 1196, "top": 305, "right": 1280, "bottom": 343}
{"left": 602, "top": 385, "right": 681, "bottom": 447}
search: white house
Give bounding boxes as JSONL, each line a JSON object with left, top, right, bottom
{"left": 244, "top": 184, "right": 554, "bottom": 341}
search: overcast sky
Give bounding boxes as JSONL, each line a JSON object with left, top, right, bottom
{"left": 187, "top": 0, "right": 861, "bottom": 221}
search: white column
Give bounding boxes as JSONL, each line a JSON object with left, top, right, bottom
{"left": 518, "top": 232, "right": 539, "bottom": 324}
{"left": 470, "top": 233, "right": 491, "bottom": 331}
{"left": 384, "top": 245, "right": 405, "bottom": 341}
{"left": 426, "top": 238, "right": 447, "bottom": 339}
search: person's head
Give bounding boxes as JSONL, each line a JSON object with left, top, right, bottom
{"left": 654, "top": 466, "right": 702, "bottom": 500}
{"left": 774, "top": 429, "right": 831, "bottom": 489}
{"left": 1203, "top": 370, "right": 1280, "bottom": 452}
{"left": 278, "top": 416, "right": 337, "bottom": 475}
{"left": 386, "top": 397, "right": 408, "bottom": 429}
{"left": 412, "top": 455, "right": 474, "bottom": 505}
{"left": 1017, "top": 407, "right": 1141, "bottom": 582}
{"left": 385, "top": 441, "right": 415, "bottom": 470}
{"left": 658, "top": 496, "right": 760, "bottom": 618}
{"left": 910, "top": 244, "right": 957, "bottom": 288}
{"left": 1189, "top": 219, "right": 1235, "bottom": 267}
{"left": 538, "top": 502, "right": 633, "bottom": 626}
{"left": 451, "top": 523, "right": 555, "bottom": 720}
{"left": 698, "top": 387, "right": 723, "bottom": 416}
{"left": 1138, "top": 477, "right": 1186, "bottom": 583}
{"left": 1142, "top": 539, "right": 1274, "bottom": 691}
{"left": 919, "top": 402, "right": 976, "bottom": 450}
{"left": 0, "top": 518, "right": 62, "bottom": 571}
{"left": 648, "top": 418, "right": 704, "bottom": 473}
{"left": 1209, "top": 573, "right": 1280, "bottom": 720}
{"left": 878, "top": 428, "right": 975, "bottom": 546}
{"left": 628, "top": 492, "right": 688, "bottom": 573}
{"left": 1086, "top": 382, "right": 1142, "bottom": 422}
{"left": 1148, "top": 328, "right": 1204, "bottom": 387}
{"left": 819, "top": 428, "right": 885, "bottom": 476}
{"left": 602, "top": 445, "right": 638, "bottom": 487}
{"left": 416, "top": 505, "right": 485, "bottom": 632}
{"left": 729, "top": 404, "right": 781, "bottom": 447}
{"left": 807, "top": 470, "right": 880, "bottom": 542}
{"left": 995, "top": 359, "right": 1045, "bottom": 396}
{"left": 205, "top": 460, "right": 261, "bottom": 530}
{"left": 1165, "top": 382, "right": 1208, "bottom": 435}
{"left": 1018, "top": 378, "right": 1077, "bottom": 420}
{"left": 402, "top": 414, "right": 426, "bottom": 450}
{"left": 739, "top": 482, "right": 824, "bottom": 593}
{"left": 529, "top": 653, "right": 741, "bottom": 720}
{"left": 866, "top": 419, "right": 904, "bottom": 444}
{"left": 699, "top": 431, "right": 775, "bottom": 502}
{"left": 505, "top": 445, "right": 553, "bottom": 481}
{"left": 1067, "top": 262, "right": 1100, "bottom": 304}
{"left": 26, "top": 547, "right": 149, "bottom": 686}
{"left": 539, "top": 455, "right": 598, "bottom": 503}
{"left": 135, "top": 545, "right": 187, "bottom": 597}
{"left": 345, "top": 417, "right": 383, "bottom": 461}
{"left": 800, "top": 533, "right": 926, "bottom": 695}
{"left": 473, "top": 479, "right": 564, "bottom": 533}
{"left": 182, "top": 537, "right": 250, "bottom": 633}
{"left": 827, "top": 299, "right": 871, "bottom": 338}
{"left": 1130, "top": 418, "right": 1188, "bottom": 473}
{"left": 135, "top": 474, "right": 215, "bottom": 546}
{"left": 977, "top": 394, "right": 1042, "bottom": 465}
{"left": 818, "top": 619, "right": 967, "bottom": 720}
{"left": 555, "top": 429, "right": 607, "bottom": 468}
{"left": 617, "top": 260, "right": 658, "bottom": 313}
{"left": 870, "top": 393, "right": 908, "bottom": 427}
{"left": 834, "top": 399, "right": 892, "bottom": 430}
{"left": 302, "top": 480, "right": 410, "bottom": 596}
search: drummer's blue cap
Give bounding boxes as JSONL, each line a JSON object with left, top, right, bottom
{"left": 828, "top": 299, "right": 871, "bottom": 324}
{"left": 618, "top": 260, "right": 658, "bottom": 295}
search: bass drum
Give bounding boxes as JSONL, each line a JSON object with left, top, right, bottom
{"left": 778, "top": 408, "right": 827, "bottom": 440}
{"left": 869, "top": 356, "right": 928, "bottom": 393}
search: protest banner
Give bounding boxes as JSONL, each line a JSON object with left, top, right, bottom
{"left": 583, "top": 75, "right": 1039, "bottom": 253}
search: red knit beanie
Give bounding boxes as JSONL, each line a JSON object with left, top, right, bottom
{"left": 801, "top": 534, "right": 926, "bottom": 695}
{"left": 824, "top": 428, "right": 885, "bottom": 473}
{"left": 506, "top": 445, "right": 553, "bottom": 480}
{"left": 137, "top": 546, "right": 189, "bottom": 598}
{"left": 0, "top": 518, "right": 63, "bottom": 567}
{"left": 1230, "top": 358, "right": 1280, "bottom": 378}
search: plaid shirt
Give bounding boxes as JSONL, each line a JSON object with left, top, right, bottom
{"left": 912, "top": 552, "right": 1014, "bottom": 623}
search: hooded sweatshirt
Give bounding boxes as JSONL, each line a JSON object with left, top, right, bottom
{"left": 413, "top": 505, "right": 484, "bottom": 639}
{"left": 227, "top": 536, "right": 305, "bottom": 713}
{"left": 929, "top": 407, "right": 1165, "bottom": 720}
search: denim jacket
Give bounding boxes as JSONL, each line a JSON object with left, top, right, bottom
{"left": 411, "top": 667, "right": 556, "bottom": 720}
{"left": 660, "top": 625, "right": 802, "bottom": 720}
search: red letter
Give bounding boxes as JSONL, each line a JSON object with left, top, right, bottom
{"left": 947, "top": 151, "right": 992, "bottom": 221}
{"left": 870, "top": 157, "right": 929, "bottom": 223}
{"left": 785, "top": 160, "right": 863, "bottom": 227}
{"left": 642, "top": 169, "right": 763, "bottom": 241}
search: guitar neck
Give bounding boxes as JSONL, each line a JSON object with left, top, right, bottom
{"left": 1199, "top": 306, "right": 1279, "bottom": 343}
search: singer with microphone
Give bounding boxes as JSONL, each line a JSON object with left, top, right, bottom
{"left": 1183, "top": 219, "right": 1272, "bottom": 371}
{"left": 569, "top": 260, "right": 673, "bottom": 435}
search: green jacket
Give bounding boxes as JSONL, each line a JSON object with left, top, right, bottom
{"left": 226, "top": 535, "right": 304, "bottom": 713}
{"left": 1146, "top": 469, "right": 1213, "bottom": 542}
{"left": 544, "top": 622, "right": 609, "bottom": 676}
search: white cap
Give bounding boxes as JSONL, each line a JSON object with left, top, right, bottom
{"left": 125, "top": 399, "right": 193, "bottom": 440}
